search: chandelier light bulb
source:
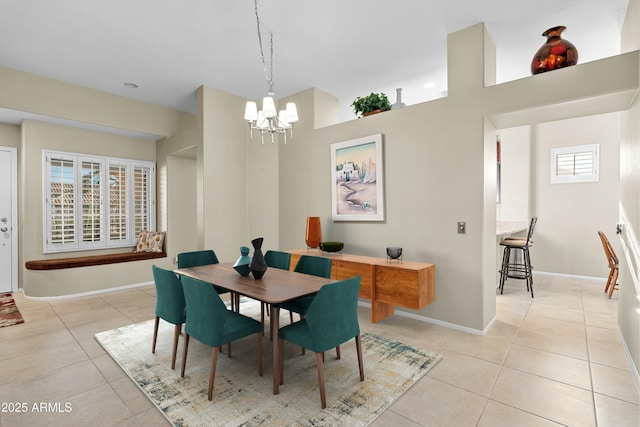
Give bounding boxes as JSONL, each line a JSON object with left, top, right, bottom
{"left": 244, "top": 101, "right": 258, "bottom": 121}
{"left": 285, "top": 102, "right": 298, "bottom": 123}
{"left": 262, "top": 96, "right": 277, "bottom": 118}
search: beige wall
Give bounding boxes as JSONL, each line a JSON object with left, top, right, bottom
{"left": 497, "top": 125, "right": 531, "bottom": 222}
{"left": 157, "top": 126, "right": 198, "bottom": 264}
{"left": 198, "top": 86, "right": 252, "bottom": 262}
{"left": 19, "top": 121, "right": 165, "bottom": 296}
{"left": 619, "top": 0, "right": 640, "bottom": 379}
{"left": 271, "top": 24, "right": 637, "bottom": 331}
{"left": 0, "top": 66, "right": 195, "bottom": 138}
{"left": 0, "top": 123, "right": 20, "bottom": 148}
{"left": 531, "top": 113, "right": 621, "bottom": 277}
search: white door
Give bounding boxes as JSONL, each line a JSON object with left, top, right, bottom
{"left": 0, "top": 147, "right": 17, "bottom": 293}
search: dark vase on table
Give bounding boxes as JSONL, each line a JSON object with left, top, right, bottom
{"left": 249, "top": 237, "right": 267, "bottom": 279}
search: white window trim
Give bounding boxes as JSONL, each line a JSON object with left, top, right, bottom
{"left": 550, "top": 144, "right": 599, "bottom": 184}
{"left": 43, "top": 150, "right": 156, "bottom": 254}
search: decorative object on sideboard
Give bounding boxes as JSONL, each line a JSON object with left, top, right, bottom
{"left": 243, "top": 0, "right": 298, "bottom": 144}
{"left": 305, "top": 216, "right": 322, "bottom": 250}
{"left": 391, "top": 88, "right": 406, "bottom": 110}
{"left": 249, "top": 237, "right": 267, "bottom": 279}
{"left": 531, "top": 26, "right": 578, "bottom": 75}
{"left": 351, "top": 92, "right": 391, "bottom": 118}
{"left": 233, "top": 246, "right": 251, "bottom": 276}
{"left": 320, "top": 241, "right": 344, "bottom": 254}
{"left": 386, "top": 247, "right": 403, "bottom": 262}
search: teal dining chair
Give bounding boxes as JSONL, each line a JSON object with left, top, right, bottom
{"left": 262, "top": 250, "right": 293, "bottom": 336}
{"left": 180, "top": 275, "right": 263, "bottom": 401}
{"left": 176, "top": 249, "right": 219, "bottom": 268}
{"left": 282, "top": 255, "right": 332, "bottom": 322}
{"left": 177, "top": 249, "right": 235, "bottom": 310}
{"left": 278, "top": 276, "right": 364, "bottom": 409}
{"left": 264, "top": 250, "right": 291, "bottom": 270}
{"left": 151, "top": 265, "right": 186, "bottom": 370}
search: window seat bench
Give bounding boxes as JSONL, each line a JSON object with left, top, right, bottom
{"left": 25, "top": 251, "right": 167, "bottom": 270}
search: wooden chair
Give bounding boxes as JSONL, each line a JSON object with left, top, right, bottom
{"left": 278, "top": 276, "right": 364, "bottom": 409}
{"left": 180, "top": 275, "right": 263, "bottom": 401}
{"left": 151, "top": 265, "right": 186, "bottom": 369}
{"left": 597, "top": 231, "right": 619, "bottom": 298}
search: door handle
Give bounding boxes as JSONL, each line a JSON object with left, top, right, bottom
{"left": 0, "top": 227, "right": 7, "bottom": 232}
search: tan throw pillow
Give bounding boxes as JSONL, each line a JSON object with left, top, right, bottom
{"left": 134, "top": 230, "right": 166, "bottom": 253}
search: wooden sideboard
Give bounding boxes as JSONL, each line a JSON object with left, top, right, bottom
{"left": 288, "top": 249, "right": 435, "bottom": 323}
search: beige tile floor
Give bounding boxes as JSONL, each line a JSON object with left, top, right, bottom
{"left": 0, "top": 274, "right": 637, "bottom": 426}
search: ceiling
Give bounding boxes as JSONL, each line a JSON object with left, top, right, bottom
{"left": 0, "top": 0, "right": 630, "bottom": 127}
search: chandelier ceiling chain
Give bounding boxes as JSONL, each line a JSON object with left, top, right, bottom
{"left": 253, "top": 0, "right": 274, "bottom": 95}
{"left": 244, "top": 0, "right": 298, "bottom": 144}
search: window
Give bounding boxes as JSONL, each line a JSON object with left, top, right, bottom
{"left": 550, "top": 144, "right": 599, "bottom": 184}
{"left": 43, "top": 150, "right": 155, "bottom": 253}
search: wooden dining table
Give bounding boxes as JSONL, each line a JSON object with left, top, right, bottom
{"left": 175, "top": 261, "right": 337, "bottom": 394}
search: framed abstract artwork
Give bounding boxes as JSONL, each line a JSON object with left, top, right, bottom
{"left": 331, "top": 133, "right": 384, "bottom": 221}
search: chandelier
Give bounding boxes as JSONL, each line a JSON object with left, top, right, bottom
{"left": 244, "top": 0, "right": 298, "bottom": 144}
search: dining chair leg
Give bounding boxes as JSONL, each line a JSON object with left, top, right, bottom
{"left": 604, "top": 268, "right": 613, "bottom": 294}
{"left": 227, "top": 342, "right": 232, "bottom": 358}
{"left": 301, "top": 315, "right": 306, "bottom": 355}
{"left": 152, "top": 316, "right": 160, "bottom": 354}
{"left": 171, "top": 324, "right": 182, "bottom": 369}
{"left": 315, "top": 352, "right": 327, "bottom": 409}
{"left": 256, "top": 332, "right": 263, "bottom": 376}
{"left": 181, "top": 334, "right": 191, "bottom": 377}
{"left": 355, "top": 334, "right": 365, "bottom": 381}
{"left": 335, "top": 345, "right": 341, "bottom": 360}
{"left": 208, "top": 346, "right": 219, "bottom": 401}
{"left": 608, "top": 268, "right": 619, "bottom": 298}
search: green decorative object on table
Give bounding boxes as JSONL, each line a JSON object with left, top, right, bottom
{"left": 233, "top": 246, "right": 251, "bottom": 276}
{"left": 320, "top": 241, "right": 344, "bottom": 253}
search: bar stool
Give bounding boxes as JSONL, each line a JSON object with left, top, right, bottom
{"left": 499, "top": 217, "right": 537, "bottom": 297}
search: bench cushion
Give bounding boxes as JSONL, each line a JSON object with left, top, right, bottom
{"left": 25, "top": 251, "right": 166, "bottom": 270}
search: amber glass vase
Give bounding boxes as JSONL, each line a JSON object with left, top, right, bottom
{"left": 530, "top": 26, "right": 578, "bottom": 75}
{"left": 305, "top": 217, "right": 322, "bottom": 249}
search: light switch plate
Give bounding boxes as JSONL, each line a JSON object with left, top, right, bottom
{"left": 457, "top": 222, "right": 466, "bottom": 234}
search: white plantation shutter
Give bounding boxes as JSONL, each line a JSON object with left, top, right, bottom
{"left": 133, "top": 165, "right": 154, "bottom": 235}
{"left": 550, "top": 144, "right": 599, "bottom": 184}
{"left": 80, "top": 159, "right": 104, "bottom": 245}
{"left": 43, "top": 151, "right": 155, "bottom": 253}
{"left": 108, "top": 162, "right": 129, "bottom": 243}
{"left": 46, "top": 155, "right": 76, "bottom": 250}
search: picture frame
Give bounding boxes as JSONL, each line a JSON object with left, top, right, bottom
{"left": 331, "top": 133, "right": 384, "bottom": 221}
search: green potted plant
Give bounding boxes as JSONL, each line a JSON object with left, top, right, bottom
{"left": 350, "top": 92, "right": 391, "bottom": 118}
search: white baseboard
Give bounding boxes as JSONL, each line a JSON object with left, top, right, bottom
{"left": 21, "top": 281, "right": 154, "bottom": 301}
{"left": 534, "top": 271, "right": 607, "bottom": 283}
{"left": 357, "top": 301, "right": 489, "bottom": 335}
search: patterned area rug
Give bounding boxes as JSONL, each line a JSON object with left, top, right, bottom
{"left": 96, "top": 300, "right": 441, "bottom": 427}
{"left": 0, "top": 293, "right": 24, "bottom": 328}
